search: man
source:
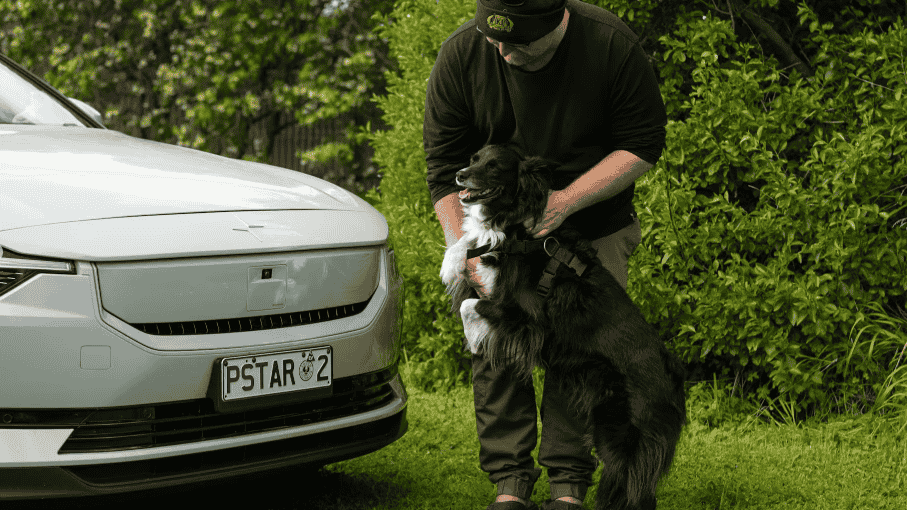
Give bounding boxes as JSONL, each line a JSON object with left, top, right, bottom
{"left": 424, "top": 1, "right": 667, "bottom": 509}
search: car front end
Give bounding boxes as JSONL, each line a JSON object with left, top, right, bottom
{"left": 0, "top": 53, "right": 406, "bottom": 500}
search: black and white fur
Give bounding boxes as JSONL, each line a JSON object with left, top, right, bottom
{"left": 440, "top": 145, "right": 686, "bottom": 510}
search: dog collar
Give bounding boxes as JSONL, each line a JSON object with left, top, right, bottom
{"left": 466, "top": 243, "right": 493, "bottom": 259}
{"left": 465, "top": 237, "right": 547, "bottom": 259}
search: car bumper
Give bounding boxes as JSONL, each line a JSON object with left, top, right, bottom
{"left": 0, "top": 393, "right": 407, "bottom": 499}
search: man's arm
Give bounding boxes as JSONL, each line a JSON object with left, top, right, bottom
{"left": 561, "top": 150, "right": 652, "bottom": 215}
{"left": 434, "top": 192, "right": 467, "bottom": 248}
{"left": 527, "top": 150, "right": 653, "bottom": 238}
{"left": 435, "top": 192, "right": 489, "bottom": 297}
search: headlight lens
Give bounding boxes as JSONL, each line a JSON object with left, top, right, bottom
{"left": 0, "top": 246, "right": 76, "bottom": 297}
{"left": 386, "top": 247, "right": 399, "bottom": 282}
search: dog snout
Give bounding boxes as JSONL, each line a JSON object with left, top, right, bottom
{"left": 455, "top": 166, "right": 470, "bottom": 186}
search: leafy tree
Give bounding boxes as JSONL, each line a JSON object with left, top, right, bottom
{"left": 0, "top": 0, "right": 397, "bottom": 193}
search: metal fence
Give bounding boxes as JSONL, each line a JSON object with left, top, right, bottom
{"left": 249, "top": 110, "right": 353, "bottom": 178}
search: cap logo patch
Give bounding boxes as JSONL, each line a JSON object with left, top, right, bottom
{"left": 487, "top": 14, "right": 514, "bottom": 32}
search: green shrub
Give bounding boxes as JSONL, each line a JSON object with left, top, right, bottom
{"left": 367, "top": 0, "right": 477, "bottom": 391}
{"left": 633, "top": 8, "right": 907, "bottom": 416}
{"left": 368, "top": 0, "right": 907, "bottom": 416}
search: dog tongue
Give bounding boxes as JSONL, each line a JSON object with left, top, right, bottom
{"left": 458, "top": 189, "right": 470, "bottom": 200}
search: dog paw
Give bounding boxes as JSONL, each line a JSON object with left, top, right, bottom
{"left": 439, "top": 262, "right": 463, "bottom": 287}
{"left": 460, "top": 298, "right": 490, "bottom": 354}
{"left": 440, "top": 239, "right": 469, "bottom": 285}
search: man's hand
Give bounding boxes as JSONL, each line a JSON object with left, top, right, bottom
{"left": 524, "top": 190, "right": 573, "bottom": 238}
{"left": 465, "top": 257, "right": 490, "bottom": 298}
{"left": 523, "top": 152, "right": 653, "bottom": 238}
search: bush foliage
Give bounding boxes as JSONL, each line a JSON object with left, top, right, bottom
{"left": 368, "top": 0, "right": 479, "bottom": 391}
{"left": 368, "top": 0, "right": 907, "bottom": 418}
{"left": 639, "top": 7, "right": 907, "bottom": 416}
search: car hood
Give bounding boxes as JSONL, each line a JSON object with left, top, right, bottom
{"left": 0, "top": 126, "right": 368, "bottom": 232}
{"left": 0, "top": 127, "right": 388, "bottom": 261}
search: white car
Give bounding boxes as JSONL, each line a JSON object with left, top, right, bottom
{"left": 0, "top": 52, "right": 407, "bottom": 499}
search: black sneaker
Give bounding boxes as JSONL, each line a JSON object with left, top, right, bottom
{"left": 486, "top": 499, "right": 539, "bottom": 510}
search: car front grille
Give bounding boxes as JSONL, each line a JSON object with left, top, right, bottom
{"left": 48, "top": 365, "right": 397, "bottom": 454}
{"left": 129, "top": 298, "right": 371, "bottom": 336}
{"left": 63, "top": 412, "right": 405, "bottom": 486}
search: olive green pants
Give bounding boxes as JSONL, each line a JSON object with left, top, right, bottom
{"left": 471, "top": 213, "right": 643, "bottom": 503}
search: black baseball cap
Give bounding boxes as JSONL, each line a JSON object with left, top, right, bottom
{"left": 475, "top": 0, "right": 567, "bottom": 45}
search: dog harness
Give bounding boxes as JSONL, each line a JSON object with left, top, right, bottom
{"left": 466, "top": 236, "right": 588, "bottom": 298}
{"left": 535, "top": 237, "right": 588, "bottom": 298}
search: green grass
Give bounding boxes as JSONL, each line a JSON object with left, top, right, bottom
{"left": 308, "top": 363, "right": 907, "bottom": 510}
{"left": 671, "top": 419, "right": 906, "bottom": 509}
{"left": 18, "top": 362, "right": 904, "bottom": 510}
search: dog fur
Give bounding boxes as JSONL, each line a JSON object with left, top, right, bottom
{"left": 440, "top": 144, "right": 687, "bottom": 510}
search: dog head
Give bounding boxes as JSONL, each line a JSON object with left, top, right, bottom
{"left": 456, "top": 144, "right": 557, "bottom": 230}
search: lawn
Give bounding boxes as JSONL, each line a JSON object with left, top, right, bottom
{"left": 316, "top": 363, "right": 907, "bottom": 510}
{"left": 10, "top": 363, "right": 906, "bottom": 510}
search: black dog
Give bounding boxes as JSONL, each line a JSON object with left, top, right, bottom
{"left": 440, "top": 145, "right": 686, "bottom": 510}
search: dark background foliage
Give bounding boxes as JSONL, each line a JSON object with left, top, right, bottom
{"left": 0, "top": 0, "right": 396, "bottom": 193}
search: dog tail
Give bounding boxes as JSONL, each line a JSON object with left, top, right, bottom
{"left": 591, "top": 391, "right": 685, "bottom": 509}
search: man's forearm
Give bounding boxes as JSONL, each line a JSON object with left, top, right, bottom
{"left": 434, "top": 192, "right": 467, "bottom": 247}
{"left": 556, "top": 150, "right": 653, "bottom": 216}
{"left": 435, "top": 191, "right": 490, "bottom": 296}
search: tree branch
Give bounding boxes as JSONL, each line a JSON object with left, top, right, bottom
{"left": 726, "top": 0, "right": 735, "bottom": 32}
{"left": 730, "top": 1, "right": 813, "bottom": 77}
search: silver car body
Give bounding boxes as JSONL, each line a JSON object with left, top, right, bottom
{"left": 0, "top": 54, "right": 406, "bottom": 498}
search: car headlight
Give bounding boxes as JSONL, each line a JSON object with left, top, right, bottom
{"left": 0, "top": 246, "right": 76, "bottom": 297}
{"left": 386, "top": 247, "right": 399, "bottom": 282}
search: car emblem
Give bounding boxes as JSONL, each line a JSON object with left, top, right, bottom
{"left": 232, "top": 215, "right": 267, "bottom": 242}
{"left": 230, "top": 213, "right": 303, "bottom": 243}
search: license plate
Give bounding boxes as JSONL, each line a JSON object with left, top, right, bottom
{"left": 220, "top": 347, "right": 332, "bottom": 402}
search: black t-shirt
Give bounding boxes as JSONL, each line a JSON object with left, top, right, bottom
{"left": 423, "top": 0, "right": 667, "bottom": 239}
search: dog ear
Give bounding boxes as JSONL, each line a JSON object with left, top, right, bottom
{"left": 501, "top": 143, "right": 527, "bottom": 160}
{"left": 518, "top": 157, "right": 558, "bottom": 195}
{"left": 519, "top": 156, "right": 558, "bottom": 175}
{"left": 516, "top": 157, "right": 553, "bottom": 216}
